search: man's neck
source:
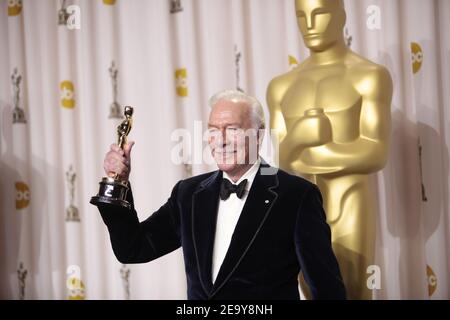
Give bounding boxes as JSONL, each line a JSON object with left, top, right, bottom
{"left": 309, "top": 40, "right": 348, "bottom": 65}
{"left": 224, "top": 159, "right": 260, "bottom": 183}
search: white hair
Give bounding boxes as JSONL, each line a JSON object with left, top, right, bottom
{"left": 208, "top": 89, "right": 266, "bottom": 130}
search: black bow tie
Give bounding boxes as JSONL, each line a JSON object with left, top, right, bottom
{"left": 220, "top": 178, "right": 248, "bottom": 200}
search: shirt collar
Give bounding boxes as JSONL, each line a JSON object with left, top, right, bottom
{"left": 223, "top": 157, "right": 261, "bottom": 190}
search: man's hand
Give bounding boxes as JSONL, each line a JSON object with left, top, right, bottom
{"left": 103, "top": 141, "right": 135, "bottom": 181}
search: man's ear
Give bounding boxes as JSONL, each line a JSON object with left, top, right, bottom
{"left": 257, "top": 126, "right": 265, "bottom": 146}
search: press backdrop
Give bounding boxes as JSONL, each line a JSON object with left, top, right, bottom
{"left": 0, "top": 0, "right": 449, "bottom": 299}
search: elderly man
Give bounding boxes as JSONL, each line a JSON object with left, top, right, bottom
{"left": 97, "top": 89, "right": 346, "bottom": 300}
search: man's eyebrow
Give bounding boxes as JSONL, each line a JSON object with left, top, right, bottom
{"left": 207, "top": 123, "right": 241, "bottom": 128}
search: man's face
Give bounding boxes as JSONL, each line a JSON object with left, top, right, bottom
{"left": 207, "top": 100, "right": 259, "bottom": 174}
{"left": 295, "top": 0, "right": 345, "bottom": 51}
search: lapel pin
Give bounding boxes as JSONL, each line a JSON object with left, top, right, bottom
{"left": 265, "top": 200, "right": 269, "bottom": 204}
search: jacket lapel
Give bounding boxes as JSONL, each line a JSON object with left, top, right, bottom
{"left": 211, "top": 162, "right": 279, "bottom": 297}
{"left": 191, "top": 170, "right": 222, "bottom": 295}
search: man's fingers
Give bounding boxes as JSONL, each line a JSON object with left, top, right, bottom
{"left": 123, "top": 141, "right": 135, "bottom": 159}
{"left": 107, "top": 153, "right": 127, "bottom": 165}
{"left": 104, "top": 150, "right": 130, "bottom": 177}
{"left": 105, "top": 161, "right": 128, "bottom": 178}
{"left": 114, "top": 162, "right": 127, "bottom": 174}
{"left": 105, "top": 158, "right": 128, "bottom": 172}
{"left": 105, "top": 142, "right": 132, "bottom": 180}
{"left": 110, "top": 144, "right": 124, "bottom": 155}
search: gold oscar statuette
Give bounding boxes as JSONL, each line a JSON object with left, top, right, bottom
{"left": 267, "top": 0, "right": 393, "bottom": 299}
{"left": 90, "top": 106, "right": 134, "bottom": 209}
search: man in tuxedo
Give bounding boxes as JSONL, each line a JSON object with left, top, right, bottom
{"left": 98, "top": 89, "right": 346, "bottom": 300}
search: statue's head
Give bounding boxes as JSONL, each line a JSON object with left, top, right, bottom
{"left": 124, "top": 106, "right": 133, "bottom": 118}
{"left": 295, "top": 0, "right": 346, "bottom": 52}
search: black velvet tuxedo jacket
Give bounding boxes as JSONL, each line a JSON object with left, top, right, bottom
{"left": 98, "top": 161, "right": 346, "bottom": 300}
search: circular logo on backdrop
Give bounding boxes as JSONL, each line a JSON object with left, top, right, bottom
{"left": 288, "top": 55, "right": 299, "bottom": 70}
{"left": 15, "top": 181, "right": 30, "bottom": 209}
{"left": 426, "top": 265, "right": 437, "bottom": 297}
{"left": 67, "top": 277, "right": 85, "bottom": 300}
{"left": 175, "top": 68, "right": 188, "bottom": 97}
{"left": 8, "top": 0, "right": 22, "bottom": 16}
{"left": 60, "top": 81, "right": 76, "bottom": 109}
{"left": 411, "top": 42, "right": 423, "bottom": 74}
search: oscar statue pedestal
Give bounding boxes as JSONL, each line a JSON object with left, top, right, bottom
{"left": 90, "top": 177, "right": 131, "bottom": 210}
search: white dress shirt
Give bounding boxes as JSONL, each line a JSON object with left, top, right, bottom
{"left": 211, "top": 158, "right": 261, "bottom": 284}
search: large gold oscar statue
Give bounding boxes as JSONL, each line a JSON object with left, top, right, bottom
{"left": 267, "top": 0, "right": 393, "bottom": 299}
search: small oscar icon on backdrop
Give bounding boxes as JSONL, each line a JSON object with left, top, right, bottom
{"left": 90, "top": 106, "right": 134, "bottom": 209}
